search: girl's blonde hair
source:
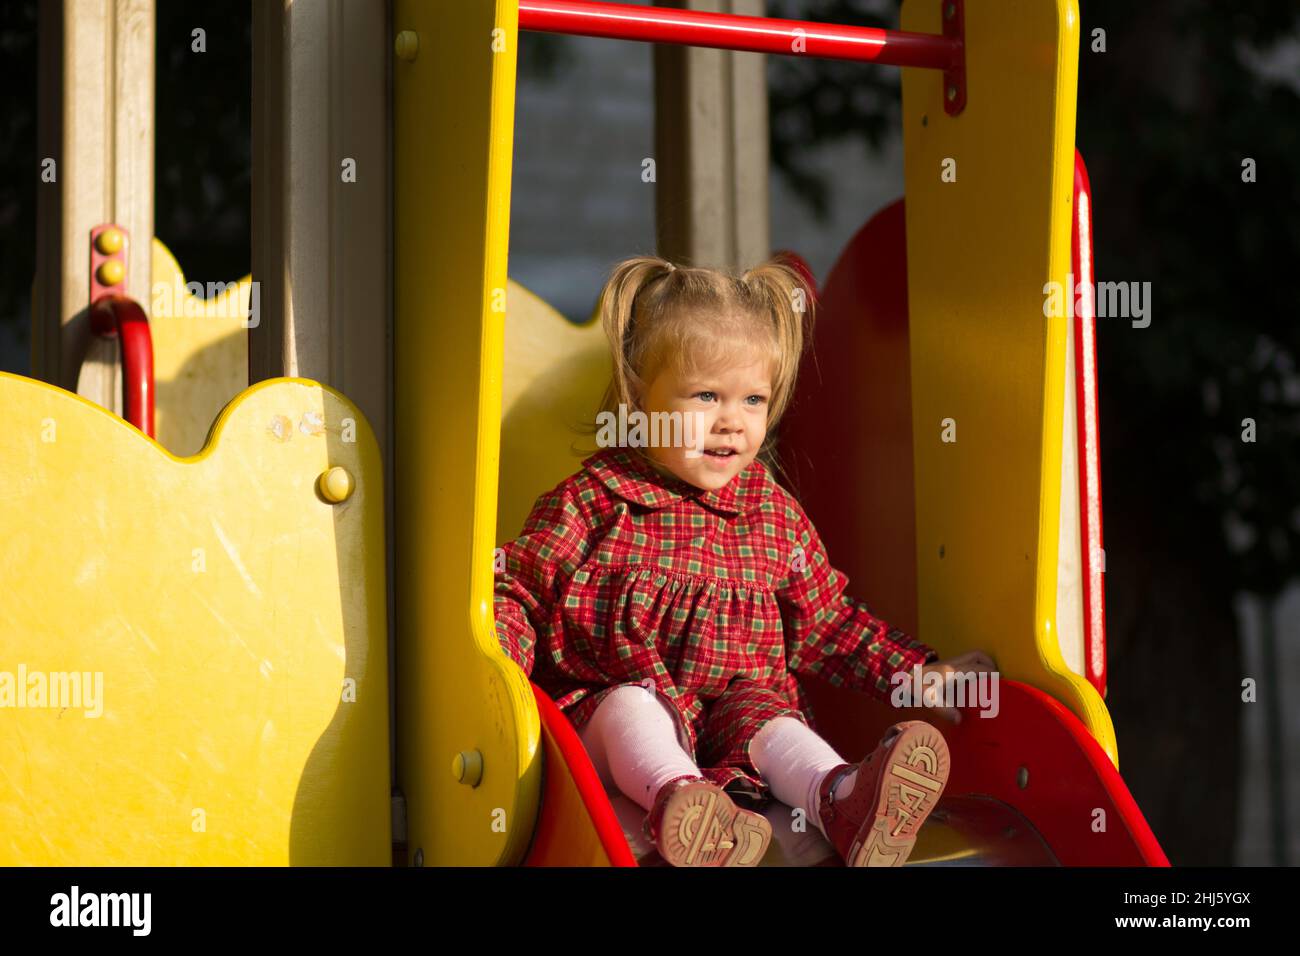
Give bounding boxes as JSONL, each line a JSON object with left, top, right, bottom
{"left": 582, "top": 253, "right": 816, "bottom": 476}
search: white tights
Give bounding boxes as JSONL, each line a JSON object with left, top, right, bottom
{"left": 577, "top": 683, "right": 857, "bottom": 837}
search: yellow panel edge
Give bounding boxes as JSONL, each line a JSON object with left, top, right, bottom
{"left": 900, "top": 0, "right": 1115, "bottom": 765}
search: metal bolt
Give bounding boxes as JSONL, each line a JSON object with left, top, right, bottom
{"left": 947, "top": 85, "right": 958, "bottom": 102}
{"left": 95, "top": 228, "right": 125, "bottom": 255}
{"left": 413, "top": 848, "right": 424, "bottom": 867}
{"left": 318, "top": 466, "right": 354, "bottom": 503}
{"left": 945, "top": 3, "right": 957, "bottom": 20}
{"left": 395, "top": 30, "right": 419, "bottom": 62}
{"left": 96, "top": 260, "right": 125, "bottom": 287}
{"left": 1017, "top": 766, "right": 1029, "bottom": 790}
{"left": 453, "top": 749, "right": 484, "bottom": 787}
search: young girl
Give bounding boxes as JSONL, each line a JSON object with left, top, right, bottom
{"left": 494, "top": 255, "right": 996, "bottom": 867}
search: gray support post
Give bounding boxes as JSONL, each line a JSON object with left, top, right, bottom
{"left": 653, "top": 0, "right": 771, "bottom": 271}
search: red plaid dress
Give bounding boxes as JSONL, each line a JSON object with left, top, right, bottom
{"left": 494, "top": 446, "right": 938, "bottom": 805}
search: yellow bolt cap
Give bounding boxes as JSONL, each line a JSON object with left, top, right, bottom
{"left": 319, "top": 466, "right": 354, "bottom": 503}
{"left": 96, "top": 228, "right": 125, "bottom": 255}
{"left": 395, "top": 30, "right": 419, "bottom": 62}
{"left": 452, "top": 750, "right": 483, "bottom": 787}
{"left": 96, "top": 260, "right": 125, "bottom": 287}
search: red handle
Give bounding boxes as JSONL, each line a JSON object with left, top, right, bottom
{"left": 90, "top": 294, "right": 155, "bottom": 439}
{"left": 518, "top": 0, "right": 961, "bottom": 69}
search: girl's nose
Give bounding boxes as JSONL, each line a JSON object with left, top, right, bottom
{"left": 715, "top": 410, "right": 742, "bottom": 432}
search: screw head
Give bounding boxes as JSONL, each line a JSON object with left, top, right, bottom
{"left": 947, "top": 85, "right": 958, "bottom": 102}
{"left": 452, "top": 749, "right": 484, "bottom": 787}
{"left": 318, "top": 466, "right": 354, "bottom": 503}
{"left": 395, "top": 30, "right": 419, "bottom": 62}
{"left": 95, "top": 260, "right": 125, "bottom": 287}
{"left": 1017, "top": 766, "right": 1030, "bottom": 790}
{"left": 96, "top": 228, "right": 125, "bottom": 255}
{"left": 413, "top": 848, "right": 424, "bottom": 867}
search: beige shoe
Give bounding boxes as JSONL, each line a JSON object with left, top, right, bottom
{"left": 644, "top": 775, "right": 772, "bottom": 867}
{"left": 816, "top": 721, "right": 951, "bottom": 867}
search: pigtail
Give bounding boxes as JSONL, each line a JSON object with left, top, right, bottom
{"left": 596, "top": 255, "right": 679, "bottom": 417}
{"left": 740, "top": 254, "right": 817, "bottom": 428}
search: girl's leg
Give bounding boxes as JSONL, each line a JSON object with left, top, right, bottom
{"left": 577, "top": 684, "right": 704, "bottom": 812}
{"left": 749, "top": 716, "right": 858, "bottom": 840}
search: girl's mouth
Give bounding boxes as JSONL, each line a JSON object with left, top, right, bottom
{"left": 704, "top": 449, "right": 737, "bottom": 458}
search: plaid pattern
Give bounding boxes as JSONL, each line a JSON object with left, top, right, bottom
{"left": 494, "top": 446, "right": 938, "bottom": 805}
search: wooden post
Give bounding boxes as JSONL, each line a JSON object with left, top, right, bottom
{"left": 250, "top": 0, "right": 392, "bottom": 439}
{"left": 34, "top": 0, "right": 155, "bottom": 411}
{"left": 653, "top": 0, "right": 770, "bottom": 271}
{"left": 251, "top": 0, "right": 395, "bottom": 787}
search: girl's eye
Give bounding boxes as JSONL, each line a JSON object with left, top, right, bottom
{"left": 745, "top": 395, "right": 768, "bottom": 406}
{"left": 695, "top": 391, "right": 716, "bottom": 402}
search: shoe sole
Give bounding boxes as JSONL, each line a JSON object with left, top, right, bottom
{"left": 655, "top": 782, "right": 772, "bottom": 867}
{"left": 849, "top": 722, "right": 950, "bottom": 867}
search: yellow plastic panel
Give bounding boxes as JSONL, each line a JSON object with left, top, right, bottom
{"left": 394, "top": 0, "right": 537, "bottom": 866}
{"left": 0, "top": 373, "right": 390, "bottom": 864}
{"left": 899, "top": 0, "right": 1116, "bottom": 763}
{"left": 498, "top": 280, "right": 609, "bottom": 546}
{"left": 148, "top": 239, "right": 250, "bottom": 457}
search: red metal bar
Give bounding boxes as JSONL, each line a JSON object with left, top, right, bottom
{"left": 518, "top": 0, "right": 961, "bottom": 70}
{"left": 90, "top": 295, "right": 156, "bottom": 439}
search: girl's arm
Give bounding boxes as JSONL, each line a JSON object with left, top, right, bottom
{"left": 776, "top": 500, "right": 938, "bottom": 701}
{"left": 494, "top": 486, "right": 592, "bottom": 676}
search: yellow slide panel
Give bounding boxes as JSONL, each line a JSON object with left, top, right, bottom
{"left": 148, "top": 239, "right": 250, "bottom": 457}
{"left": 0, "top": 374, "right": 390, "bottom": 864}
{"left": 900, "top": 0, "right": 1116, "bottom": 763}
{"left": 497, "top": 279, "right": 610, "bottom": 547}
{"left": 394, "top": 0, "right": 536, "bottom": 866}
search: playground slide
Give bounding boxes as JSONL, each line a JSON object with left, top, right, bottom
{"left": 502, "top": 171, "right": 1164, "bottom": 866}
{"left": 497, "top": 264, "right": 1164, "bottom": 867}
{"left": 524, "top": 678, "right": 1166, "bottom": 866}
{"left": 403, "top": 0, "right": 1163, "bottom": 866}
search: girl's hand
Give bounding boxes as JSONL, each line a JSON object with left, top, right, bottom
{"left": 916, "top": 650, "right": 998, "bottom": 724}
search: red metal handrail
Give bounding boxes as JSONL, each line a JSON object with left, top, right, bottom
{"left": 518, "top": 0, "right": 961, "bottom": 70}
{"left": 90, "top": 294, "right": 155, "bottom": 438}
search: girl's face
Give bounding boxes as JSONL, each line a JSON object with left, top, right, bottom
{"left": 638, "top": 355, "right": 772, "bottom": 492}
